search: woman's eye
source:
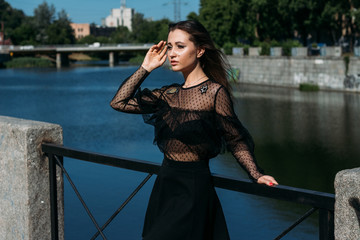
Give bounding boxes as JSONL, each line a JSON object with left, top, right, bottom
{"left": 178, "top": 45, "right": 185, "bottom": 49}
{"left": 167, "top": 46, "right": 172, "bottom": 50}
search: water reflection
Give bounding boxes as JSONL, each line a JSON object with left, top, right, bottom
{"left": 230, "top": 85, "right": 360, "bottom": 193}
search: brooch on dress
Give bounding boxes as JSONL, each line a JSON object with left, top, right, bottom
{"left": 166, "top": 87, "right": 179, "bottom": 94}
{"left": 200, "top": 84, "right": 208, "bottom": 94}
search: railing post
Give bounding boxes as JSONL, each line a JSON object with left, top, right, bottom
{"left": 319, "top": 208, "right": 334, "bottom": 240}
{"left": 0, "top": 116, "right": 64, "bottom": 240}
{"left": 49, "top": 153, "right": 59, "bottom": 240}
{"left": 335, "top": 168, "right": 360, "bottom": 240}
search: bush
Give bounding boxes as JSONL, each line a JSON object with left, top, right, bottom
{"left": 252, "top": 40, "right": 279, "bottom": 55}
{"left": 260, "top": 42, "right": 271, "bottom": 55}
{"left": 299, "top": 83, "right": 319, "bottom": 91}
{"left": 4, "top": 57, "right": 54, "bottom": 68}
{"left": 223, "top": 42, "right": 237, "bottom": 55}
{"left": 242, "top": 45, "right": 249, "bottom": 55}
{"left": 270, "top": 40, "right": 281, "bottom": 47}
{"left": 282, "top": 39, "right": 302, "bottom": 56}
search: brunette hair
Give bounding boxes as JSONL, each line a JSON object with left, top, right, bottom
{"left": 168, "top": 20, "right": 233, "bottom": 91}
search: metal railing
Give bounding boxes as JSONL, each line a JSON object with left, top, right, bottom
{"left": 42, "top": 143, "right": 334, "bottom": 240}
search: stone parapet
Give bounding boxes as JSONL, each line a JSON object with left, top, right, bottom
{"left": 228, "top": 55, "right": 360, "bottom": 92}
{"left": 249, "top": 47, "right": 260, "bottom": 56}
{"left": 0, "top": 116, "right": 64, "bottom": 240}
{"left": 335, "top": 168, "right": 360, "bottom": 240}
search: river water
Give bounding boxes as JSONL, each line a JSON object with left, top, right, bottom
{"left": 0, "top": 64, "right": 359, "bottom": 239}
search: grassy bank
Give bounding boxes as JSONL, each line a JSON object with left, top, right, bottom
{"left": 299, "top": 83, "right": 320, "bottom": 91}
{"left": 5, "top": 57, "right": 54, "bottom": 68}
{"left": 69, "top": 53, "right": 100, "bottom": 61}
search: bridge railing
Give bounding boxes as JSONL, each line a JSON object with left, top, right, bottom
{"left": 42, "top": 142, "right": 334, "bottom": 240}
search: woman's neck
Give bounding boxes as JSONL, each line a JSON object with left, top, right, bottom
{"left": 182, "top": 63, "right": 207, "bottom": 88}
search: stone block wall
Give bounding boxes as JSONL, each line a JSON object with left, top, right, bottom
{"left": 228, "top": 55, "right": 360, "bottom": 92}
{"left": 0, "top": 116, "right": 64, "bottom": 240}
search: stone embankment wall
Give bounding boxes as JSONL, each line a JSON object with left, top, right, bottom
{"left": 228, "top": 56, "right": 360, "bottom": 92}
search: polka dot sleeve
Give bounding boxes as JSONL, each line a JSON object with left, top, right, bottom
{"left": 110, "top": 66, "right": 163, "bottom": 114}
{"left": 215, "top": 86, "right": 264, "bottom": 181}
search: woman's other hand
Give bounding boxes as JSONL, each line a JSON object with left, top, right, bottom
{"left": 142, "top": 41, "right": 168, "bottom": 72}
{"left": 257, "top": 175, "right": 279, "bottom": 187}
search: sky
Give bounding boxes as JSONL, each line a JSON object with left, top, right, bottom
{"left": 8, "top": 0, "right": 200, "bottom": 25}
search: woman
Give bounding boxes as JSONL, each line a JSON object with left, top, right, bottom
{"left": 110, "top": 20, "right": 278, "bottom": 240}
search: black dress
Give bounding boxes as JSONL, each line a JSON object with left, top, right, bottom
{"left": 110, "top": 66, "right": 264, "bottom": 240}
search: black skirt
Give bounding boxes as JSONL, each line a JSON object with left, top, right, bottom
{"left": 142, "top": 158, "right": 230, "bottom": 240}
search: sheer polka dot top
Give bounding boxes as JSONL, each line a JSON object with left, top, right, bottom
{"left": 110, "top": 66, "right": 264, "bottom": 181}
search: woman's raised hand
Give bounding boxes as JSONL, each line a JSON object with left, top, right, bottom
{"left": 141, "top": 40, "right": 168, "bottom": 72}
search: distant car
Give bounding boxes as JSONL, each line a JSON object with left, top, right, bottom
{"left": 89, "top": 42, "right": 101, "bottom": 47}
{"left": 117, "top": 43, "right": 131, "bottom": 47}
{"left": 20, "top": 45, "right": 34, "bottom": 50}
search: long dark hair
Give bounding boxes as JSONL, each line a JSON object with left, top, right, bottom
{"left": 168, "top": 20, "right": 233, "bottom": 92}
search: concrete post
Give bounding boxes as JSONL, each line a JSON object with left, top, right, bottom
{"left": 0, "top": 116, "right": 64, "bottom": 240}
{"left": 109, "top": 51, "right": 118, "bottom": 67}
{"left": 249, "top": 47, "right": 261, "bottom": 56}
{"left": 56, "top": 53, "right": 61, "bottom": 69}
{"left": 56, "top": 53, "right": 69, "bottom": 69}
{"left": 335, "top": 167, "right": 360, "bottom": 240}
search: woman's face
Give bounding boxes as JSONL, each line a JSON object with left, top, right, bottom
{"left": 167, "top": 29, "right": 201, "bottom": 73}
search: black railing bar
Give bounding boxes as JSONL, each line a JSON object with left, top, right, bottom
{"left": 42, "top": 143, "right": 334, "bottom": 210}
{"left": 90, "top": 173, "right": 153, "bottom": 240}
{"left": 49, "top": 153, "right": 59, "bottom": 240}
{"left": 273, "top": 207, "right": 318, "bottom": 240}
{"left": 42, "top": 143, "right": 161, "bottom": 175}
{"left": 319, "top": 208, "right": 334, "bottom": 240}
{"left": 54, "top": 155, "right": 107, "bottom": 240}
{"left": 212, "top": 174, "right": 335, "bottom": 210}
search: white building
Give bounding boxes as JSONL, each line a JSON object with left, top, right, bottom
{"left": 104, "top": 6, "right": 134, "bottom": 31}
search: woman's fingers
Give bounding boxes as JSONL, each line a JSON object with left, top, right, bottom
{"left": 142, "top": 41, "right": 167, "bottom": 72}
{"left": 159, "top": 46, "right": 168, "bottom": 64}
{"left": 152, "top": 40, "right": 166, "bottom": 53}
{"left": 257, "top": 175, "right": 278, "bottom": 187}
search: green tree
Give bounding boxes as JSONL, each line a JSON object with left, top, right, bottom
{"left": 131, "top": 13, "right": 170, "bottom": 43}
{"left": 154, "top": 18, "right": 171, "bottom": 42}
{"left": 199, "top": 0, "right": 241, "bottom": 46}
{"left": 131, "top": 13, "right": 154, "bottom": 42}
{"left": 33, "top": 1, "right": 56, "bottom": 43}
{"left": 249, "top": 0, "right": 291, "bottom": 41}
{"left": 110, "top": 26, "right": 132, "bottom": 43}
{"left": 77, "top": 35, "right": 97, "bottom": 44}
{"left": 10, "top": 21, "right": 37, "bottom": 45}
{"left": 45, "top": 9, "right": 75, "bottom": 44}
{"left": 0, "top": 0, "right": 27, "bottom": 43}
{"left": 234, "top": 0, "right": 256, "bottom": 43}
{"left": 187, "top": 12, "right": 199, "bottom": 21}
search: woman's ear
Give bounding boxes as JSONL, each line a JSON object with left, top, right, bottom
{"left": 197, "top": 47, "right": 205, "bottom": 58}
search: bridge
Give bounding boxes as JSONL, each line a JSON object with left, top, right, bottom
{"left": 0, "top": 43, "right": 153, "bottom": 68}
